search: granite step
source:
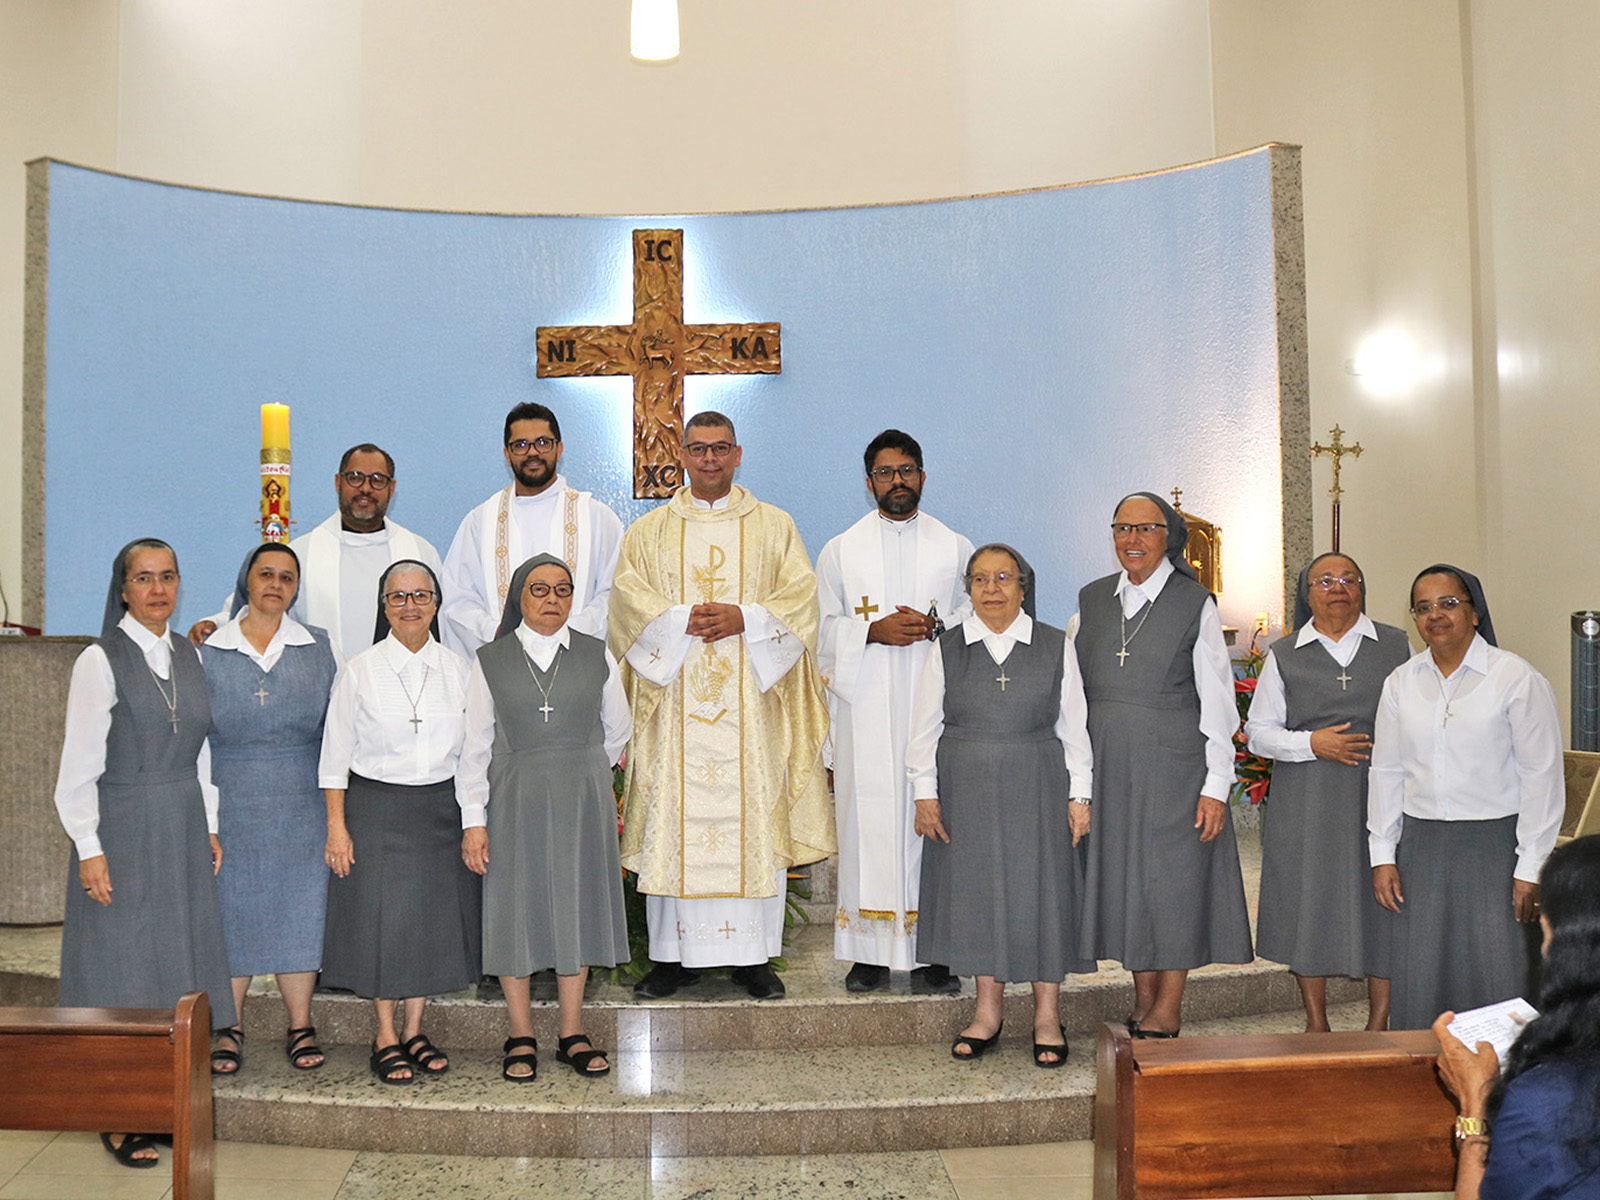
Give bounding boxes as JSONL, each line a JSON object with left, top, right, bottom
{"left": 212, "top": 1000, "right": 1366, "bottom": 1159}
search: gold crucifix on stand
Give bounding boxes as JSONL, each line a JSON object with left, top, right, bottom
{"left": 1310, "top": 425, "right": 1364, "bottom": 552}
{"left": 536, "top": 229, "right": 782, "bottom": 499}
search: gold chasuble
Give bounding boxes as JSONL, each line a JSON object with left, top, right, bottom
{"left": 610, "top": 486, "right": 834, "bottom": 899}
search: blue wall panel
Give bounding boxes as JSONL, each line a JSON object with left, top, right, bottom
{"left": 44, "top": 152, "right": 1283, "bottom": 634}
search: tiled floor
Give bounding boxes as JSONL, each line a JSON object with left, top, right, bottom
{"left": 0, "top": 1132, "right": 1454, "bottom": 1199}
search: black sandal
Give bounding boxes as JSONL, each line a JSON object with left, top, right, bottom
{"left": 555, "top": 1033, "right": 611, "bottom": 1077}
{"left": 951, "top": 1022, "right": 1003, "bottom": 1061}
{"left": 100, "top": 1132, "right": 159, "bottom": 1169}
{"left": 1128, "top": 1019, "right": 1180, "bottom": 1039}
{"left": 369, "top": 1042, "right": 414, "bottom": 1085}
{"left": 1033, "top": 1024, "right": 1069, "bottom": 1068}
{"left": 402, "top": 1032, "right": 450, "bottom": 1075}
{"left": 210, "top": 1026, "right": 244, "bottom": 1076}
{"left": 285, "top": 1025, "right": 324, "bottom": 1070}
{"left": 502, "top": 1035, "right": 538, "bottom": 1082}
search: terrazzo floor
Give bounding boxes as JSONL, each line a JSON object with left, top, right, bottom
{"left": 0, "top": 1131, "right": 1454, "bottom": 1200}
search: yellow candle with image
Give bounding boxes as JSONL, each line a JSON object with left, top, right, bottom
{"left": 260, "top": 404, "right": 291, "bottom": 542}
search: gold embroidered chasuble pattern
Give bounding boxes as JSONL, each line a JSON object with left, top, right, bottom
{"left": 610, "top": 486, "right": 834, "bottom": 899}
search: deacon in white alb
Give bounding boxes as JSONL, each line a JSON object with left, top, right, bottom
{"left": 815, "top": 430, "right": 973, "bottom": 994}
{"left": 439, "top": 403, "right": 623, "bottom": 656}
{"left": 188, "top": 443, "right": 441, "bottom": 660}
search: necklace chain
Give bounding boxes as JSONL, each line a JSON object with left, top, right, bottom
{"left": 145, "top": 658, "right": 180, "bottom": 734}
{"left": 394, "top": 663, "right": 430, "bottom": 733}
{"left": 1118, "top": 600, "right": 1155, "bottom": 666}
{"left": 523, "top": 648, "right": 561, "bottom": 722}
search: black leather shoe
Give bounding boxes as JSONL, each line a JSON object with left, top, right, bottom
{"left": 844, "top": 963, "right": 890, "bottom": 993}
{"left": 633, "top": 962, "right": 701, "bottom": 1000}
{"left": 910, "top": 964, "right": 961, "bottom": 995}
{"left": 730, "top": 961, "right": 786, "bottom": 1000}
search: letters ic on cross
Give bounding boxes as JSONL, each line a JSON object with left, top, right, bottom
{"left": 536, "top": 229, "right": 782, "bottom": 500}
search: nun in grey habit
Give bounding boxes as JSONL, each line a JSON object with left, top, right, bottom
{"left": 458, "top": 553, "right": 631, "bottom": 1081}
{"left": 53, "top": 538, "right": 234, "bottom": 1168}
{"left": 1074, "top": 492, "right": 1253, "bottom": 1038}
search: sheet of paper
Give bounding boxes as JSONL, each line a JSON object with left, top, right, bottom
{"left": 1446, "top": 997, "right": 1539, "bottom": 1068}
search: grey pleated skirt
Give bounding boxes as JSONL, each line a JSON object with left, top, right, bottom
{"left": 1388, "top": 815, "right": 1540, "bottom": 1030}
{"left": 1256, "top": 760, "right": 1394, "bottom": 980}
{"left": 320, "top": 774, "right": 481, "bottom": 999}
{"left": 482, "top": 743, "right": 628, "bottom": 978}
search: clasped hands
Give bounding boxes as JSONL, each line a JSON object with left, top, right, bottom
{"left": 687, "top": 602, "right": 744, "bottom": 643}
{"left": 867, "top": 607, "right": 936, "bottom": 646}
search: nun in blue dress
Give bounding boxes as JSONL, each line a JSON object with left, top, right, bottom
{"left": 199, "top": 543, "right": 338, "bottom": 1073}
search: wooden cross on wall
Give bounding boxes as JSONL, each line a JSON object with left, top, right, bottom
{"left": 536, "top": 229, "right": 782, "bottom": 499}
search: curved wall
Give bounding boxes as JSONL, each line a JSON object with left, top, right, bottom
{"left": 34, "top": 148, "right": 1295, "bottom": 635}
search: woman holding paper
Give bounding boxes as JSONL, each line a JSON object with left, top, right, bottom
{"left": 1432, "top": 835, "right": 1600, "bottom": 1198}
{"left": 1368, "top": 565, "right": 1564, "bottom": 1031}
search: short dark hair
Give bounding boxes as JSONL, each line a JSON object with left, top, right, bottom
{"left": 863, "top": 429, "right": 923, "bottom": 475}
{"left": 504, "top": 402, "right": 562, "bottom": 446}
{"left": 685, "top": 410, "right": 736, "bottom": 443}
{"left": 338, "top": 443, "right": 395, "bottom": 475}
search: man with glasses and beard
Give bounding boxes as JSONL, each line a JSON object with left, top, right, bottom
{"left": 188, "top": 443, "right": 441, "bottom": 660}
{"left": 439, "top": 403, "right": 624, "bottom": 657}
{"left": 815, "top": 430, "right": 973, "bottom": 995}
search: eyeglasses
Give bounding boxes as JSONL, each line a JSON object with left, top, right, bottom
{"left": 127, "top": 571, "right": 179, "bottom": 587}
{"left": 506, "top": 437, "right": 557, "bottom": 455}
{"left": 384, "top": 589, "right": 436, "bottom": 607}
{"left": 684, "top": 441, "right": 735, "bottom": 459}
{"left": 1412, "top": 596, "right": 1469, "bottom": 616}
{"left": 1112, "top": 523, "right": 1167, "bottom": 537}
{"left": 1311, "top": 574, "right": 1362, "bottom": 591}
{"left": 869, "top": 464, "right": 921, "bottom": 482}
{"left": 339, "top": 470, "right": 392, "bottom": 489}
{"left": 968, "top": 572, "right": 1017, "bottom": 588}
{"left": 528, "top": 582, "right": 574, "bottom": 598}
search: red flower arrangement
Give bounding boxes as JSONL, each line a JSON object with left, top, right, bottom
{"left": 1230, "top": 630, "right": 1273, "bottom": 806}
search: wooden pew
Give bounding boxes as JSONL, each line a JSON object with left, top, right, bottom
{"left": 1094, "top": 1022, "right": 1458, "bottom": 1199}
{"left": 0, "top": 992, "right": 214, "bottom": 1200}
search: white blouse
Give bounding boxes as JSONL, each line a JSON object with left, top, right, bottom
{"left": 1245, "top": 613, "right": 1386, "bottom": 762}
{"left": 317, "top": 633, "right": 471, "bottom": 790}
{"left": 54, "top": 614, "right": 217, "bottom": 859}
{"left": 456, "top": 623, "right": 633, "bottom": 828}
{"left": 905, "top": 612, "right": 1094, "bottom": 801}
{"left": 202, "top": 608, "right": 340, "bottom": 673}
{"left": 1368, "top": 633, "right": 1564, "bottom": 882}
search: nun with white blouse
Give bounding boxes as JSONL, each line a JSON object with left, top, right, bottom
{"left": 318, "top": 559, "right": 477, "bottom": 1085}
{"left": 458, "top": 553, "right": 632, "bottom": 1082}
{"left": 1368, "top": 564, "right": 1564, "bottom": 1030}
{"left": 53, "top": 538, "right": 234, "bottom": 1169}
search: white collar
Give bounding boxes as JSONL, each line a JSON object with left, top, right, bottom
{"left": 207, "top": 610, "right": 317, "bottom": 651}
{"left": 338, "top": 522, "right": 392, "bottom": 545}
{"left": 690, "top": 491, "right": 732, "bottom": 510}
{"left": 514, "top": 623, "right": 571, "bottom": 655}
{"left": 961, "top": 611, "right": 1033, "bottom": 645}
{"left": 1427, "top": 631, "right": 1492, "bottom": 680}
{"left": 380, "top": 630, "right": 439, "bottom": 670}
{"left": 1115, "top": 555, "right": 1175, "bottom": 601}
{"left": 877, "top": 510, "right": 919, "bottom": 529}
{"left": 117, "top": 611, "right": 169, "bottom": 650}
{"left": 513, "top": 475, "right": 568, "bottom": 504}
{"left": 1294, "top": 611, "right": 1378, "bottom": 649}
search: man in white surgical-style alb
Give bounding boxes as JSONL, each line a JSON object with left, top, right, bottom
{"left": 816, "top": 429, "right": 973, "bottom": 995}
{"left": 439, "top": 403, "right": 624, "bottom": 658}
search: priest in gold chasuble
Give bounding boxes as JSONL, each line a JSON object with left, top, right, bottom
{"left": 610, "top": 412, "right": 833, "bottom": 1000}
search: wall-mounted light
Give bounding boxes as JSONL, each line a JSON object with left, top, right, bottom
{"left": 1345, "top": 330, "right": 1423, "bottom": 398}
{"left": 631, "top": 0, "right": 680, "bottom": 63}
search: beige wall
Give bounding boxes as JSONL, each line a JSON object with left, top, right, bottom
{"left": 1463, "top": 0, "right": 1600, "bottom": 729}
{"left": 1211, "top": 0, "right": 1478, "bottom": 637}
{"left": 4, "top": 0, "right": 1597, "bottom": 725}
{"left": 0, "top": 0, "right": 121, "bottom": 629}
